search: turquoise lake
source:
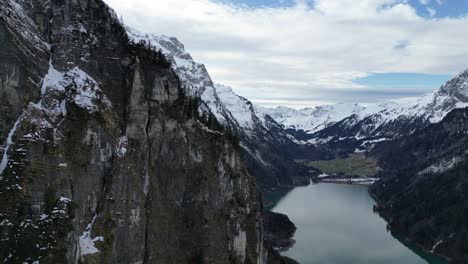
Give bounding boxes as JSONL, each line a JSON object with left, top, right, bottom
{"left": 266, "top": 183, "right": 449, "bottom": 264}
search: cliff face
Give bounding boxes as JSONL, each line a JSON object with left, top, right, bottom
{"left": 0, "top": 0, "right": 267, "bottom": 263}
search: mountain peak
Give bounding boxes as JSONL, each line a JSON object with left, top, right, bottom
{"left": 438, "top": 68, "right": 468, "bottom": 102}
{"left": 127, "top": 27, "right": 190, "bottom": 60}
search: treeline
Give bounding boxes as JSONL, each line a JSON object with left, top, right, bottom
{"left": 371, "top": 107, "right": 468, "bottom": 263}
{"left": 128, "top": 38, "right": 240, "bottom": 147}
{"left": 130, "top": 40, "right": 171, "bottom": 68}
{"left": 179, "top": 92, "right": 240, "bottom": 147}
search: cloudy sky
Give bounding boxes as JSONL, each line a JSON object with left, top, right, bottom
{"left": 104, "top": 0, "right": 468, "bottom": 108}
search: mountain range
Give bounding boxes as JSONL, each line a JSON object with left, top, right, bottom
{"left": 129, "top": 23, "right": 468, "bottom": 160}
{"left": 129, "top": 25, "right": 468, "bottom": 263}
{"left": 0, "top": 0, "right": 281, "bottom": 263}
{"left": 127, "top": 24, "right": 468, "bottom": 263}
{"left": 125, "top": 27, "right": 468, "bottom": 262}
{"left": 1, "top": 0, "right": 468, "bottom": 263}
{"left": 259, "top": 72, "right": 468, "bottom": 154}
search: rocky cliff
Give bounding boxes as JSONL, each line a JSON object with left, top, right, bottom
{"left": 0, "top": 0, "right": 268, "bottom": 263}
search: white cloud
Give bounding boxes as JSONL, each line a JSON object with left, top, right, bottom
{"left": 427, "top": 7, "right": 436, "bottom": 17}
{"left": 104, "top": 0, "right": 468, "bottom": 107}
{"left": 419, "top": 0, "right": 430, "bottom": 5}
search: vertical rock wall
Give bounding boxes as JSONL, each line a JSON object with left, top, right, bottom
{"left": 0, "top": 0, "right": 268, "bottom": 263}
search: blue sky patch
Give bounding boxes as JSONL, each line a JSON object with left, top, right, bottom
{"left": 356, "top": 73, "right": 452, "bottom": 90}
{"left": 409, "top": 0, "right": 468, "bottom": 18}
{"left": 215, "top": 0, "right": 296, "bottom": 8}
{"left": 217, "top": 0, "right": 468, "bottom": 19}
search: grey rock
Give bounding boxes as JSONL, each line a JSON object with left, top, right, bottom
{"left": 0, "top": 0, "right": 268, "bottom": 263}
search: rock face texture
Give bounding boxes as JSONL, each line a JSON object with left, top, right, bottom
{"left": 0, "top": 0, "right": 267, "bottom": 263}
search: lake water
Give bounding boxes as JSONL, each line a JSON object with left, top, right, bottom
{"left": 267, "top": 183, "right": 449, "bottom": 264}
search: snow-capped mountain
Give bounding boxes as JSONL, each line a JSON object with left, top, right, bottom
{"left": 127, "top": 27, "right": 270, "bottom": 132}
{"left": 126, "top": 27, "right": 318, "bottom": 190}
{"left": 0, "top": 0, "right": 274, "bottom": 262}
{"left": 127, "top": 28, "right": 231, "bottom": 122}
{"left": 261, "top": 71, "right": 468, "bottom": 152}
{"left": 214, "top": 84, "right": 260, "bottom": 130}
{"left": 257, "top": 103, "right": 366, "bottom": 134}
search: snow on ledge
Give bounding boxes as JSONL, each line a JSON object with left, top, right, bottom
{"left": 0, "top": 117, "right": 22, "bottom": 176}
{"left": 79, "top": 214, "right": 104, "bottom": 256}
{"left": 116, "top": 136, "right": 128, "bottom": 158}
{"left": 41, "top": 62, "right": 112, "bottom": 114}
{"left": 418, "top": 156, "right": 462, "bottom": 175}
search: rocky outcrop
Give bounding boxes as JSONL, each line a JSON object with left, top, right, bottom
{"left": 0, "top": 0, "right": 267, "bottom": 263}
{"left": 262, "top": 211, "right": 298, "bottom": 264}
{"left": 262, "top": 211, "right": 296, "bottom": 251}
{"left": 267, "top": 252, "right": 300, "bottom": 264}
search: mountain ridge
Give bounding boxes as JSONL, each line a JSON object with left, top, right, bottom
{"left": 126, "top": 27, "right": 326, "bottom": 191}
{"left": 257, "top": 71, "right": 468, "bottom": 155}
{"left": 0, "top": 0, "right": 278, "bottom": 263}
{"left": 370, "top": 107, "right": 468, "bottom": 263}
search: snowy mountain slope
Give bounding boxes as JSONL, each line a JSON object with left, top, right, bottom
{"left": 126, "top": 27, "right": 320, "bottom": 190}
{"left": 214, "top": 84, "right": 262, "bottom": 130}
{"left": 127, "top": 30, "right": 212, "bottom": 95}
{"left": 126, "top": 26, "right": 468, "bottom": 158}
{"left": 126, "top": 27, "right": 269, "bottom": 133}
{"left": 257, "top": 103, "right": 366, "bottom": 134}
{"left": 260, "top": 71, "right": 468, "bottom": 152}
{"left": 126, "top": 28, "right": 231, "bottom": 123}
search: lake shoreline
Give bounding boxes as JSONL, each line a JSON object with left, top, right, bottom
{"left": 265, "top": 183, "right": 450, "bottom": 264}
{"left": 369, "top": 191, "right": 455, "bottom": 264}
{"left": 312, "top": 175, "right": 380, "bottom": 185}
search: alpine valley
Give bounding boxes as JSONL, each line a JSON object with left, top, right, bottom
{"left": 0, "top": 0, "right": 467, "bottom": 264}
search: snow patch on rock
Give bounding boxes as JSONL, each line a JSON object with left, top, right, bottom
{"left": 116, "top": 136, "right": 128, "bottom": 158}
{"left": 41, "top": 63, "right": 111, "bottom": 114}
{"left": 0, "top": 117, "right": 22, "bottom": 176}
{"left": 431, "top": 240, "right": 444, "bottom": 253}
{"left": 129, "top": 207, "right": 141, "bottom": 226}
{"left": 233, "top": 224, "right": 247, "bottom": 263}
{"left": 419, "top": 156, "right": 462, "bottom": 175}
{"left": 79, "top": 214, "right": 104, "bottom": 257}
{"left": 66, "top": 67, "right": 112, "bottom": 113}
